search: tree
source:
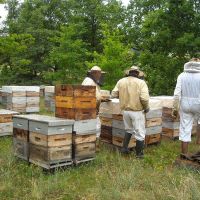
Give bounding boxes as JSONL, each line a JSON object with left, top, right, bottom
{"left": 0, "top": 34, "right": 35, "bottom": 85}
{"left": 128, "top": 0, "right": 200, "bottom": 95}
{"left": 87, "top": 26, "right": 135, "bottom": 90}
{"left": 45, "top": 24, "right": 89, "bottom": 85}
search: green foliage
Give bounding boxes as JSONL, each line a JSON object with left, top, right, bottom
{"left": 87, "top": 26, "right": 135, "bottom": 90}
{"left": 136, "top": 0, "right": 200, "bottom": 95}
{"left": 0, "top": 0, "right": 200, "bottom": 95}
{"left": 0, "top": 34, "right": 35, "bottom": 85}
{"left": 44, "top": 24, "right": 89, "bottom": 85}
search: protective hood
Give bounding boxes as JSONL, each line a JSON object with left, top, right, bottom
{"left": 184, "top": 61, "right": 200, "bottom": 73}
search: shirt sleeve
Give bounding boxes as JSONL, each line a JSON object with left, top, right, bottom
{"left": 140, "top": 81, "right": 150, "bottom": 110}
{"left": 174, "top": 74, "right": 182, "bottom": 99}
{"left": 111, "top": 81, "right": 119, "bottom": 98}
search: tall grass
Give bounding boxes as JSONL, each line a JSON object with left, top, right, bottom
{"left": 0, "top": 98, "right": 199, "bottom": 199}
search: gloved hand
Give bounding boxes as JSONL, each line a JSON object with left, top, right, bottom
{"left": 144, "top": 108, "right": 150, "bottom": 113}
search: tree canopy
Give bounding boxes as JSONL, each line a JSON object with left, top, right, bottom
{"left": 0, "top": 0, "right": 199, "bottom": 95}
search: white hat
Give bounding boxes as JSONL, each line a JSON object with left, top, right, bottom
{"left": 89, "top": 66, "right": 106, "bottom": 73}
{"left": 129, "top": 65, "right": 140, "bottom": 72}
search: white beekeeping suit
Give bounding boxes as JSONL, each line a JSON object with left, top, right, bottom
{"left": 173, "top": 60, "right": 200, "bottom": 142}
{"left": 82, "top": 66, "right": 106, "bottom": 138}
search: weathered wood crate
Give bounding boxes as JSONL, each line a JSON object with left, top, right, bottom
{"left": 55, "top": 85, "right": 97, "bottom": 120}
{"left": 100, "top": 125, "right": 112, "bottom": 144}
{"left": 29, "top": 144, "right": 72, "bottom": 169}
{"left": 2, "top": 86, "right": 40, "bottom": 113}
{"left": 45, "top": 86, "right": 55, "bottom": 112}
{"left": 72, "top": 142, "right": 96, "bottom": 164}
{"left": 13, "top": 115, "right": 30, "bottom": 160}
{"left": 56, "top": 108, "right": 96, "bottom": 120}
{"left": 72, "top": 132, "right": 96, "bottom": 164}
{"left": 100, "top": 116, "right": 112, "bottom": 127}
{"left": 0, "top": 109, "right": 19, "bottom": 136}
{"left": 162, "top": 121, "right": 180, "bottom": 139}
{"left": 112, "top": 128, "right": 136, "bottom": 148}
{"left": 145, "top": 133, "right": 161, "bottom": 146}
{"left": 28, "top": 115, "right": 74, "bottom": 169}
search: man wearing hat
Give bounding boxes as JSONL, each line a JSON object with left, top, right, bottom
{"left": 82, "top": 66, "right": 106, "bottom": 107}
{"left": 172, "top": 58, "right": 200, "bottom": 158}
{"left": 112, "top": 66, "right": 150, "bottom": 158}
{"left": 82, "top": 66, "right": 107, "bottom": 137}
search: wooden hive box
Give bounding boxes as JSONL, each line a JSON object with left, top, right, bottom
{"left": 73, "top": 119, "right": 97, "bottom": 134}
{"left": 72, "top": 131, "right": 96, "bottom": 163}
{"left": 100, "top": 116, "right": 112, "bottom": 127}
{"left": 72, "top": 142, "right": 96, "bottom": 162}
{"left": 162, "top": 121, "right": 180, "bottom": 139}
{"left": 100, "top": 125, "right": 112, "bottom": 144}
{"left": 13, "top": 115, "right": 30, "bottom": 160}
{"left": 28, "top": 115, "right": 74, "bottom": 168}
{"left": 112, "top": 128, "right": 136, "bottom": 148}
{"left": 56, "top": 107, "right": 96, "bottom": 120}
{"left": 0, "top": 109, "right": 19, "bottom": 136}
{"left": 55, "top": 85, "right": 96, "bottom": 120}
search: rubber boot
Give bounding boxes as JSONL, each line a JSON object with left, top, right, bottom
{"left": 121, "top": 132, "right": 132, "bottom": 154}
{"left": 135, "top": 140, "right": 144, "bottom": 159}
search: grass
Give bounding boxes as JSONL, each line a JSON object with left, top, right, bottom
{"left": 0, "top": 98, "right": 200, "bottom": 199}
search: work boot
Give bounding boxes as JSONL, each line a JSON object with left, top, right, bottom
{"left": 121, "top": 132, "right": 132, "bottom": 154}
{"left": 135, "top": 140, "right": 144, "bottom": 159}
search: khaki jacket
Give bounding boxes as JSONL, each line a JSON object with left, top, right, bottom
{"left": 112, "top": 76, "right": 149, "bottom": 111}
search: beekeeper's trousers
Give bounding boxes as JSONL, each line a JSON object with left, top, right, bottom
{"left": 123, "top": 110, "right": 146, "bottom": 141}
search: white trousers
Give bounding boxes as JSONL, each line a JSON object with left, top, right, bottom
{"left": 123, "top": 110, "right": 146, "bottom": 141}
{"left": 96, "top": 116, "right": 101, "bottom": 138}
{"left": 179, "top": 99, "right": 200, "bottom": 142}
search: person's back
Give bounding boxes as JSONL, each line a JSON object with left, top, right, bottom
{"left": 179, "top": 72, "right": 200, "bottom": 99}
{"left": 113, "top": 76, "right": 149, "bottom": 111}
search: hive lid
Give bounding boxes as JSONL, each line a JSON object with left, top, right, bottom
{"left": 0, "top": 109, "right": 19, "bottom": 115}
{"left": 13, "top": 114, "right": 74, "bottom": 126}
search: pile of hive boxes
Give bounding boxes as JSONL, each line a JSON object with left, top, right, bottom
{"left": 151, "top": 96, "right": 197, "bottom": 139}
{"left": 151, "top": 96, "right": 179, "bottom": 139}
{"left": 99, "top": 98, "right": 163, "bottom": 148}
{"left": 13, "top": 114, "right": 74, "bottom": 169}
{"left": 55, "top": 85, "right": 97, "bottom": 164}
{"left": 0, "top": 109, "right": 19, "bottom": 136}
{"left": 2, "top": 86, "right": 40, "bottom": 113}
{"left": 44, "top": 86, "right": 55, "bottom": 112}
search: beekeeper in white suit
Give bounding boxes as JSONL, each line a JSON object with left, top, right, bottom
{"left": 82, "top": 66, "right": 107, "bottom": 137}
{"left": 172, "top": 58, "right": 200, "bottom": 157}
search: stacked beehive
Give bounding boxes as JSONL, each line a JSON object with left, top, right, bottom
{"left": 151, "top": 96, "right": 179, "bottom": 139}
{"left": 44, "top": 86, "right": 55, "bottom": 112}
{"left": 99, "top": 99, "right": 119, "bottom": 145}
{"left": 145, "top": 99, "right": 163, "bottom": 145}
{"left": 13, "top": 114, "right": 74, "bottom": 169}
{"left": 2, "top": 86, "right": 40, "bottom": 113}
{"left": 13, "top": 115, "right": 30, "bottom": 160}
{"left": 0, "top": 109, "right": 19, "bottom": 136}
{"left": 99, "top": 98, "right": 163, "bottom": 148}
{"left": 55, "top": 85, "right": 97, "bottom": 164}
{"left": 151, "top": 96, "right": 197, "bottom": 139}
